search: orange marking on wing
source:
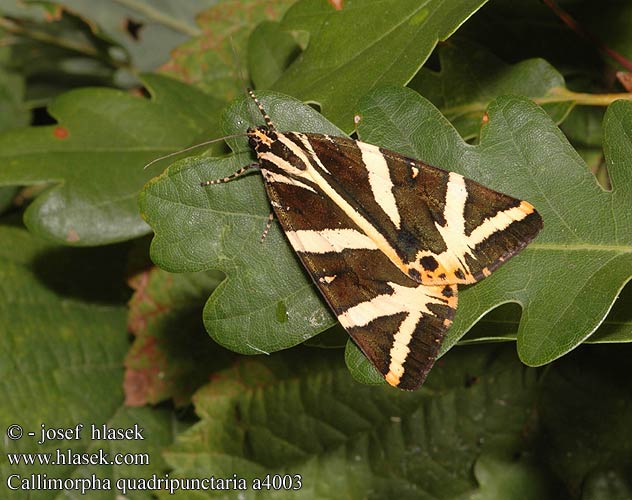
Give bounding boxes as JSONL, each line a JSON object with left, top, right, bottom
{"left": 385, "top": 371, "right": 400, "bottom": 387}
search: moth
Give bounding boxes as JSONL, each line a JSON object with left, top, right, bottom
{"left": 201, "top": 91, "right": 543, "bottom": 390}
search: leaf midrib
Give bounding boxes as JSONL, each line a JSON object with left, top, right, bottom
{"left": 529, "top": 243, "right": 632, "bottom": 252}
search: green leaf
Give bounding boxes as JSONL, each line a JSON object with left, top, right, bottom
{"left": 560, "top": 106, "right": 610, "bottom": 190}
{"left": 0, "top": 65, "right": 29, "bottom": 132}
{"left": 538, "top": 345, "right": 632, "bottom": 497}
{"left": 0, "top": 185, "right": 16, "bottom": 213}
{"left": 0, "top": 65, "right": 28, "bottom": 214}
{"left": 0, "top": 1, "right": 55, "bottom": 19}
{"left": 0, "top": 74, "right": 223, "bottom": 245}
{"left": 161, "top": 0, "right": 296, "bottom": 101}
{"left": 161, "top": 344, "right": 539, "bottom": 499}
{"left": 48, "top": 0, "right": 204, "bottom": 72}
{"left": 356, "top": 87, "right": 632, "bottom": 370}
{"left": 141, "top": 92, "right": 342, "bottom": 355}
{"left": 344, "top": 341, "right": 383, "bottom": 386}
{"left": 0, "top": 219, "right": 185, "bottom": 498}
{"left": 457, "top": 282, "right": 632, "bottom": 345}
{"left": 0, "top": 221, "right": 115, "bottom": 478}
{"left": 143, "top": 86, "right": 632, "bottom": 383}
{"left": 561, "top": 106, "right": 604, "bottom": 150}
{"left": 126, "top": 265, "right": 234, "bottom": 407}
{"left": 410, "top": 39, "right": 574, "bottom": 140}
{"left": 64, "top": 406, "right": 179, "bottom": 500}
{"left": 248, "top": 20, "right": 301, "bottom": 90}
{"left": 470, "top": 455, "right": 560, "bottom": 500}
{"left": 273, "top": 0, "right": 490, "bottom": 129}
{"left": 587, "top": 283, "right": 632, "bottom": 343}
{"left": 0, "top": 4, "right": 120, "bottom": 101}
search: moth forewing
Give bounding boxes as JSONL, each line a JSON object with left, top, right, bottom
{"left": 201, "top": 91, "right": 543, "bottom": 390}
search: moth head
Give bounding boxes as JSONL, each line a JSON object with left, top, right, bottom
{"left": 247, "top": 125, "right": 277, "bottom": 151}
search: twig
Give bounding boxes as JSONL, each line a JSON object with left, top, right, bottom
{"left": 542, "top": 0, "right": 632, "bottom": 72}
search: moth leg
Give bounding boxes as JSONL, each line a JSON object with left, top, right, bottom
{"left": 200, "top": 163, "right": 258, "bottom": 186}
{"left": 260, "top": 211, "right": 274, "bottom": 243}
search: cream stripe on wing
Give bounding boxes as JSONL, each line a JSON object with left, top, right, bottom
{"left": 262, "top": 169, "right": 317, "bottom": 194}
{"left": 294, "top": 133, "right": 332, "bottom": 175}
{"left": 263, "top": 133, "right": 408, "bottom": 273}
{"left": 385, "top": 310, "right": 421, "bottom": 386}
{"left": 468, "top": 200, "right": 534, "bottom": 246}
{"left": 297, "top": 153, "right": 408, "bottom": 273}
{"left": 384, "top": 284, "right": 453, "bottom": 387}
{"left": 285, "top": 228, "right": 379, "bottom": 254}
{"left": 338, "top": 283, "right": 449, "bottom": 386}
{"left": 433, "top": 172, "right": 473, "bottom": 270}
{"left": 276, "top": 133, "right": 332, "bottom": 174}
{"left": 260, "top": 151, "right": 307, "bottom": 178}
{"left": 412, "top": 172, "right": 474, "bottom": 281}
{"left": 412, "top": 185, "right": 536, "bottom": 281}
{"left": 357, "top": 141, "right": 401, "bottom": 229}
{"left": 338, "top": 282, "right": 443, "bottom": 328}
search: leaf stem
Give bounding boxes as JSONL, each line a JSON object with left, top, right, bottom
{"left": 542, "top": 0, "right": 632, "bottom": 72}
{"left": 441, "top": 88, "right": 632, "bottom": 117}
{"left": 536, "top": 88, "right": 632, "bottom": 106}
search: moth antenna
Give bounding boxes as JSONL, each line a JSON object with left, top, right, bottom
{"left": 143, "top": 133, "right": 248, "bottom": 170}
{"left": 248, "top": 88, "right": 276, "bottom": 130}
{"left": 200, "top": 163, "right": 259, "bottom": 186}
{"left": 225, "top": 35, "right": 275, "bottom": 131}
{"left": 226, "top": 36, "right": 267, "bottom": 126}
{"left": 228, "top": 36, "right": 250, "bottom": 94}
{"left": 260, "top": 211, "right": 274, "bottom": 243}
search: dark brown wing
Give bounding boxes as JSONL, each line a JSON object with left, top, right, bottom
{"left": 303, "top": 133, "right": 543, "bottom": 285}
{"left": 260, "top": 163, "right": 457, "bottom": 390}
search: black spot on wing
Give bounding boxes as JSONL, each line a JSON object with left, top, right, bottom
{"left": 420, "top": 255, "right": 439, "bottom": 271}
